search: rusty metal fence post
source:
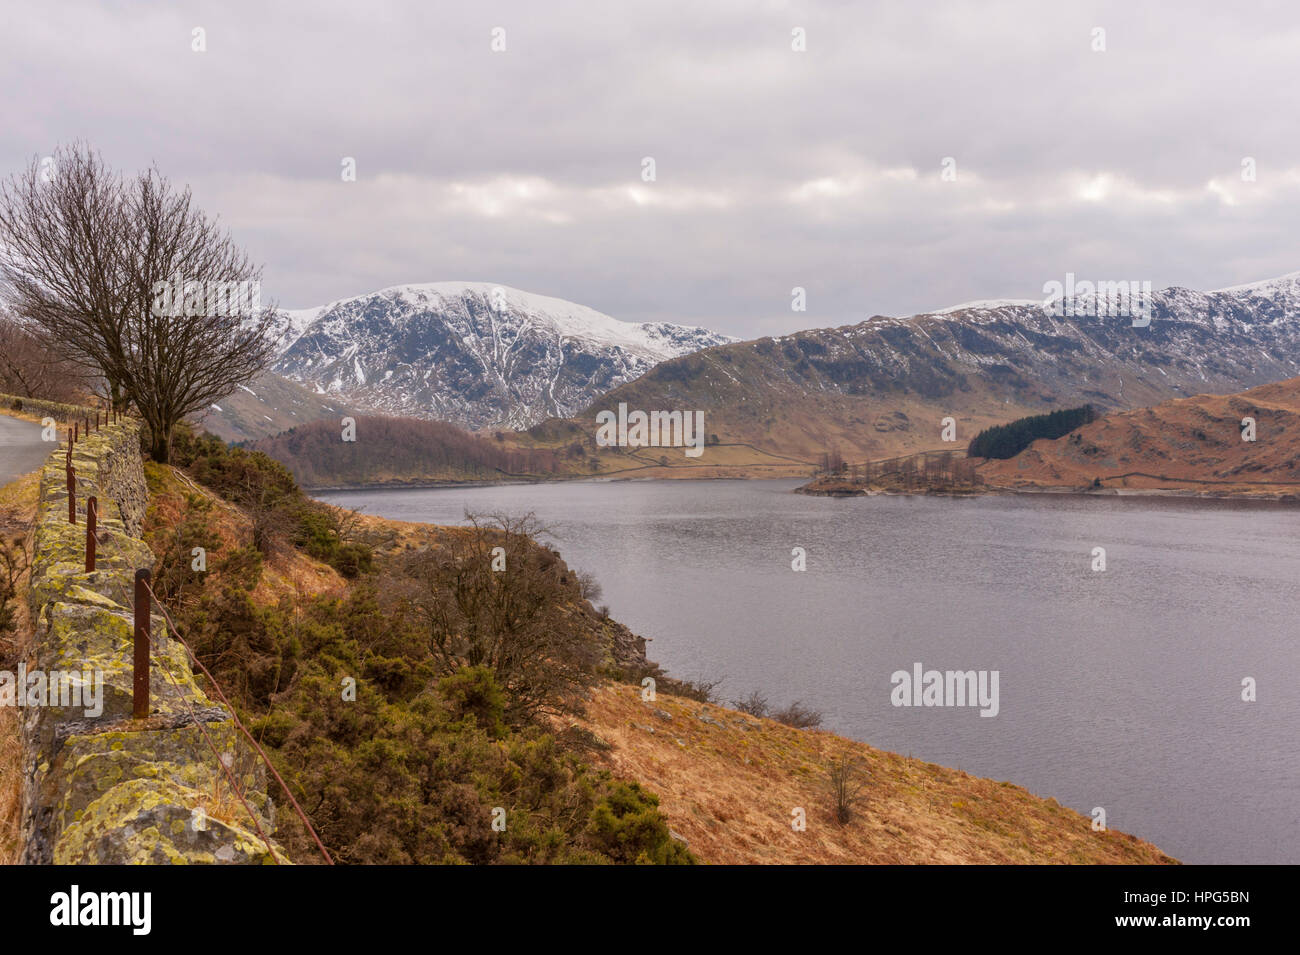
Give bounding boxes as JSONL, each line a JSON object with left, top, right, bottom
{"left": 133, "top": 569, "right": 151, "bottom": 718}
{"left": 66, "top": 464, "right": 76, "bottom": 525}
{"left": 85, "top": 496, "right": 97, "bottom": 572}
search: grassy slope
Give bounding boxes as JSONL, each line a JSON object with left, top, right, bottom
{"left": 144, "top": 462, "right": 345, "bottom": 605}
{"left": 193, "top": 371, "right": 359, "bottom": 445}
{"left": 513, "top": 423, "right": 816, "bottom": 482}
{"left": 574, "top": 684, "right": 1176, "bottom": 865}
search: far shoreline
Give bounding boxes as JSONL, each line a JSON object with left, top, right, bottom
{"left": 795, "top": 480, "right": 1300, "bottom": 505}
{"left": 310, "top": 472, "right": 1300, "bottom": 507}
{"left": 306, "top": 470, "right": 812, "bottom": 494}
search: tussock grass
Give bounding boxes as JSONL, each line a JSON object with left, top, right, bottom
{"left": 573, "top": 683, "right": 1179, "bottom": 865}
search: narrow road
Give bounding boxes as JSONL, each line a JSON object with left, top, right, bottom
{"left": 0, "top": 413, "right": 53, "bottom": 487}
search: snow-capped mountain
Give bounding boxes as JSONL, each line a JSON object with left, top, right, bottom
{"left": 884, "top": 271, "right": 1300, "bottom": 403}
{"left": 272, "top": 282, "right": 735, "bottom": 430}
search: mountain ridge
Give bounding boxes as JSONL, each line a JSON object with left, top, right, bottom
{"left": 271, "top": 281, "right": 736, "bottom": 431}
{"left": 575, "top": 272, "right": 1300, "bottom": 463}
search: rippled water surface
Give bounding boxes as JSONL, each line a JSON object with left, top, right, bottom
{"left": 319, "top": 479, "right": 1300, "bottom": 863}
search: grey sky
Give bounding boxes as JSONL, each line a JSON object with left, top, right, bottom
{"left": 3, "top": 0, "right": 1298, "bottom": 338}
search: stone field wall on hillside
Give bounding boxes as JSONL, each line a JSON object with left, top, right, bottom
{"left": 19, "top": 420, "right": 288, "bottom": 864}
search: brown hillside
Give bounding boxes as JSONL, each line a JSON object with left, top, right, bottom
{"left": 573, "top": 684, "right": 1176, "bottom": 865}
{"left": 195, "top": 371, "right": 360, "bottom": 445}
{"left": 565, "top": 347, "right": 1046, "bottom": 465}
{"left": 981, "top": 376, "right": 1300, "bottom": 495}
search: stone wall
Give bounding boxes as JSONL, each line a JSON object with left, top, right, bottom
{"left": 20, "top": 421, "right": 288, "bottom": 864}
{"left": 0, "top": 392, "right": 89, "bottom": 425}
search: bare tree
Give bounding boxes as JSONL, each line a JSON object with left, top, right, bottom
{"left": 119, "top": 165, "right": 278, "bottom": 461}
{"left": 0, "top": 309, "right": 87, "bottom": 401}
{"left": 0, "top": 144, "right": 131, "bottom": 406}
{"left": 0, "top": 143, "right": 278, "bottom": 461}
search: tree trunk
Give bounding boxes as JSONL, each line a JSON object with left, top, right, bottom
{"left": 149, "top": 421, "right": 171, "bottom": 464}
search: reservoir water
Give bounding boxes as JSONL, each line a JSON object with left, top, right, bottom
{"left": 317, "top": 478, "right": 1300, "bottom": 864}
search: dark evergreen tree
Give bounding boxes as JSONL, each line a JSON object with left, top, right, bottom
{"left": 967, "top": 405, "right": 1097, "bottom": 459}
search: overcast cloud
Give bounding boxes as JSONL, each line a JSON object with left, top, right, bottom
{"left": 3, "top": 0, "right": 1298, "bottom": 337}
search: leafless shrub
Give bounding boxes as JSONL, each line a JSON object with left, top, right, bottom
{"left": 733, "top": 690, "right": 770, "bottom": 718}
{"left": 660, "top": 675, "right": 724, "bottom": 704}
{"left": 381, "top": 512, "right": 598, "bottom": 722}
{"left": 575, "top": 570, "right": 603, "bottom": 604}
{"left": 772, "top": 700, "right": 823, "bottom": 729}
{"left": 0, "top": 536, "right": 29, "bottom": 661}
{"left": 826, "top": 754, "right": 870, "bottom": 824}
